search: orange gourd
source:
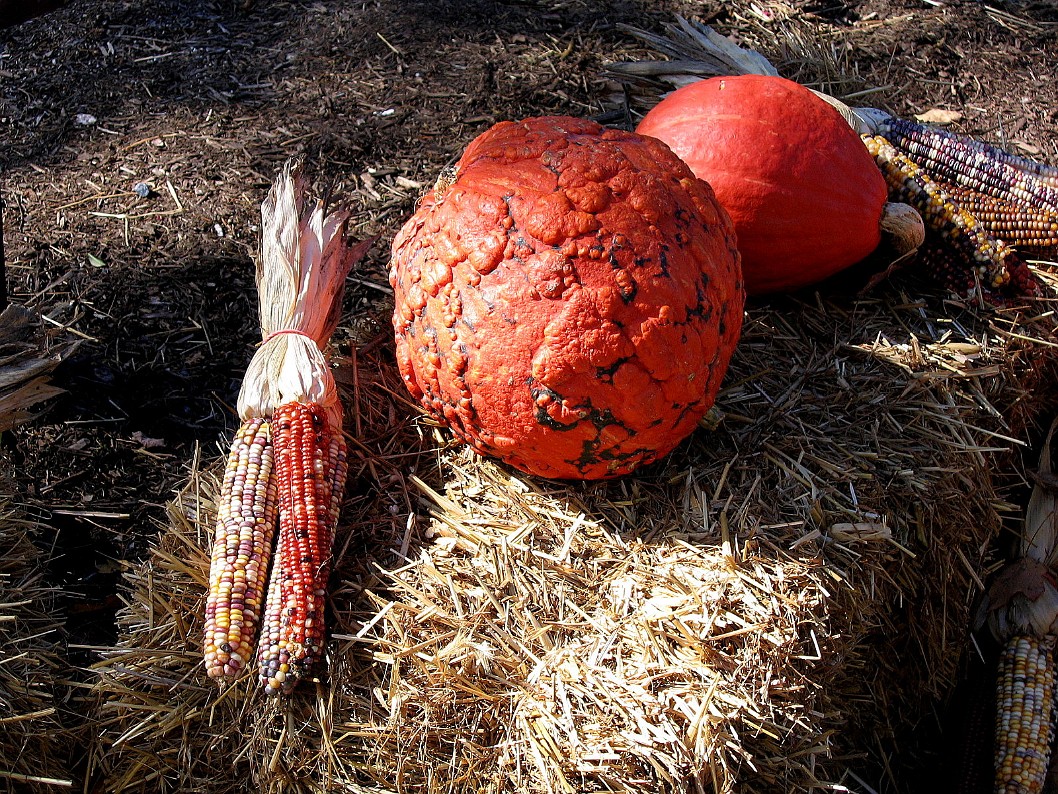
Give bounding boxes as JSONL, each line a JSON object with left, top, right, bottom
{"left": 637, "top": 74, "right": 891, "bottom": 295}
{"left": 390, "top": 116, "right": 744, "bottom": 480}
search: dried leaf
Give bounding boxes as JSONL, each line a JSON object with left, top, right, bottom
{"left": 913, "top": 108, "right": 963, "bottom": 124}
{"left": 986, "top": 559, "right": 1058, "bottom": 638}
{"left": 830, "top": 522, "right": 891, "bottom": 542}
{"left": 131, "top": 431, "right": 166, "bottom": 449}
{"left": 988, "top": 557, "right": 1050, "bottom": 608}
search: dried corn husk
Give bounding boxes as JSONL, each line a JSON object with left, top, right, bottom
{"left": 985, "top": 417, "right": 1058, "bottom": 641}
{"left": 608, "top": 16, "right": 895, "bottom": 134}
{"left": 236, "top": 161, "right": 373, "bottom": 429}
{"left": 611, "top": 16, "right": 777, "bottom": 85}
{"left": 1022, "top": 418, "right": 1058, "bottom": 566}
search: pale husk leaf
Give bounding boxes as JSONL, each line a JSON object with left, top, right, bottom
{"left": 1022, "top": 416, "right": 1058, "bottom": 565}
{"left": 236, "top": 160, "right": 372, "bottom": 429}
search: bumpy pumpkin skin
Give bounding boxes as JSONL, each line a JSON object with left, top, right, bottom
{"left": 390, "top": 116, "right": 744, "bottom": 480}
{"left": 636, "top": 74, "right": 889, "bottom": 295}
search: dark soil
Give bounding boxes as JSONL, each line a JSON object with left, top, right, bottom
{"left": 2, "top": 0, "right": 1056, "bottom": 791}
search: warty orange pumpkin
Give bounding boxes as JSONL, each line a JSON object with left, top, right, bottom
{"left": 636, "top": 74, "right": 920, "bottom": 295}
{"left": 390, "top": 115, "right": 744, "bottom": 480}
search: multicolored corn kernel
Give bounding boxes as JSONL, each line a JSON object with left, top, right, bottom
{"left": 878, "top": 116, "right": 1058, "bottom": 213}
{"left": 203, "top": 417, "right": 278, "bottom": 680}
{"left": 917, "top": 242, "right": 1042, "bottom": 305}
{"left": 995, "top": 634, "right": 1056, "bottom": 794}
{"left": 940, "top": 183, "right": 1058, "bottom": 254}
{"left": 863, "top": 134, "right": 1040, "bottom": 301}
{"left": 257, "top": 400, "right": 347, "bottom": 695}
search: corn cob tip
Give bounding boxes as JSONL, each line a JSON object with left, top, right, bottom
{"left": 204, "top": 646, "right": 249, "bottom": 679}
{"left": 259, "top": 647, "right": 292, "bottom": 695}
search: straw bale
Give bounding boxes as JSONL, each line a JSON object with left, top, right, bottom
{"left": 85, "top": 278, "right": 1058, "bottom": 792}
{"left": 0, "top": 304, "right": 79, "bottom": 792}
{"left": 0, "top": 495, "right": 74, "bottom": 792}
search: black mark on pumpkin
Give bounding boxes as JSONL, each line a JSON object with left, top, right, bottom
{"left": 595, "top": 356, "right": 630, "bottom": 384}
{"left": 608, "top": 252, "right": 638, "bottom": 303}
{"left": 657, "top": 247, "right": 671, "bottom": 278}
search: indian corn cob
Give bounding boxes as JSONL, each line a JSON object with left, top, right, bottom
{"left": 875, "top": 115, "right": 1058, "bottom": 212}
{"left": 984, "top": 418, "right": 1058, "bottom": 794}
{"left": 203, "top": 160, "right": 371, "bottom": 693}
{"left": 257, "top": 400, "right": 349, "bottom": 694}
{"left": 939, "top": 183, "right": 1058, "bottom": 255}
{"left": 609, "top": 20, "right": 1054, "bottom": 305}
{"left": 863, "top": 134, "right": 1040, "bottom": 302}
{"left": 994, "top": 634, "right": 1056, "bottom": 794}
{"left": 202, "top": 416, "right": 277, "bottom": 678}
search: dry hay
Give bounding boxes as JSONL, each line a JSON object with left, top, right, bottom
{"left": 83, "top": 266, "right": 1058, "bottom": 792}
{"left": 0, "top": 496, "right": 73, "bottom": 792}
{"left": 0, "top": 303, "right": 80, "bottom": 792}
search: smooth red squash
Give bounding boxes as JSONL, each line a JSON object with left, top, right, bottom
{"left": 636, "top": 74, "right": 891, "bottom": 295}
{"left": 390, "top": 116, "right": 744, "bottom": 480}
